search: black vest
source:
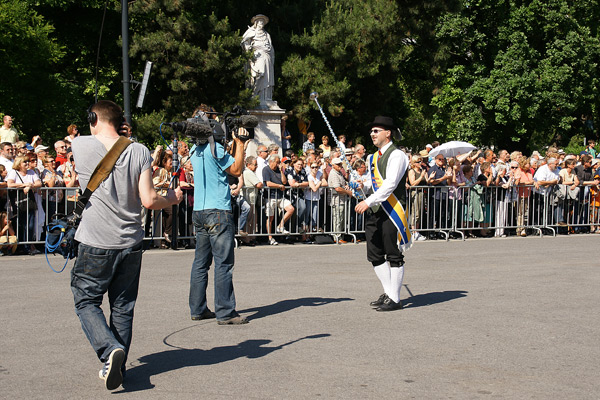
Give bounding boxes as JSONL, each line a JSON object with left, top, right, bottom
{"left": 370, "top": 144, "right": 407, "bottom": 212}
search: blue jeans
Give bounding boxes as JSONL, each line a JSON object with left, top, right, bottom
{"left": 306, "top": 198, "right": 319, "bottom": 229}
{"left": 70, "top": 242, "right": 143, "bottom": 362}
{"left": 235, "top": 196, "right": 251, "bottom": 232}
{"left": 189, "top": 209, "right": 238, "bottom": 320}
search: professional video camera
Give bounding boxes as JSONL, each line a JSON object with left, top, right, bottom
{"left": 164, "top": 106, "right": 257, "bottom": 147}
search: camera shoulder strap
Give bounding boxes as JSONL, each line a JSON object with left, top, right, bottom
{"left": 74, "top": 136, "right": 132, "bottom": 217}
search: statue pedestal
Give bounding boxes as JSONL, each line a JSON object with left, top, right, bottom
{"left": 246, "top": 108, "right": 286, "bottom": 158}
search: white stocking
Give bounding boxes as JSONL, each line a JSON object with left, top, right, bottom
{"left": 373, "top": 262, "right": 392, "bottom": 296}
{"left": 388, "top": 266, "right": 404, "bottom": 303}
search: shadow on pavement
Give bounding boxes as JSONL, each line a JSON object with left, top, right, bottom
{"left": 120, "top": 333, "right": 331, "bottom": 392}
{"left": 403, "top": 290, "right": 468, "bottom": 309}
{"left": 240, "top": 296, "right": 355, "bottom": 321}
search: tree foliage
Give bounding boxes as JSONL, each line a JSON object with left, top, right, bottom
{"left": 432, "top": 0, "right": 600, "bottom": 151}
{"left": 1, "top": 0, "right": 599, "bottom": 152}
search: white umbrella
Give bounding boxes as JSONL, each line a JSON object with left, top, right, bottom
{"left": 428, "top": 141, "right": 477, "bottom": 158}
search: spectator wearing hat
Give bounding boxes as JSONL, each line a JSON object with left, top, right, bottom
{"left": 34, "top": 145, "right": 49, "bottom": 172}
{"left": 424, "top": 144, "right": 433, "bottom": 166}
{"left": 281, "top": 156, "right": 292, "bottom": 176}
{"left": 0, "top": 115, "right": 19, "bottom": 144}
{"left": 355, "top": 116, "right": 409, "bottom": 312}
{"left": 328, "top": 157, "right": 352, "bottom": 243}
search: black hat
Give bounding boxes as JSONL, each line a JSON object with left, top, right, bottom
{"left": 365, "top": 116, "right": 402, "bottom": 140}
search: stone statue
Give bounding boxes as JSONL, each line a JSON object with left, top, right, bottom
{"left": 241, "top": 14, "right": 276, "bottom": 108}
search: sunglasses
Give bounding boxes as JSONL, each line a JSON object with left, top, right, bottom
{"left": 511, "top": 166, "right": 517, "bottom": 169}
{"left": 370, "top": 128, "right": 386, "bottom": 134}
{"left": 311, "top": 165, "right": 319, "bottom": 169}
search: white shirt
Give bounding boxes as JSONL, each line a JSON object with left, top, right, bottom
{"left": 256, "top": 156, "right": 267, "bottom": 183}
{"left": 533, "top": 164, "right": 559, "bottom": 195}
{"left": 0, "top": 156, "right": 13, "bottom": 173}
{"left": 363, "top": 141, "right": 409, "bottom": 207}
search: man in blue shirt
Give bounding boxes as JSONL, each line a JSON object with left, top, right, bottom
{"left": 189, "top": 129, "right": 249, "bottom": 325}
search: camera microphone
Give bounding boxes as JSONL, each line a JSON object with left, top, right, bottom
{"left": 238, "top": 114, "right": 259, "bottom": 129}
{"left": 165, "top": 119, "right": 220, "bottom": 139}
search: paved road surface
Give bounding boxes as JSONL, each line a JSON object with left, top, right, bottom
{"left": 1, "top": 235, "right": 598, "bottom": 399}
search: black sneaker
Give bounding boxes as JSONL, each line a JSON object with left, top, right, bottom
{"left": 191, "top": 309, "right": 216, "bottom": 320}
{"left": 99, "top": 348, "right": 125, "bottom": 390}
{"left": 370, "top": 293, "right": 388, "bottom": 308}
{"left": 376, "top": 297, "right": 403, "bottom": 312}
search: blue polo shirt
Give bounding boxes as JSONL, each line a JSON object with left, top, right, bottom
{"left": 190, "top": 142, "right": 234, "bottom": 211}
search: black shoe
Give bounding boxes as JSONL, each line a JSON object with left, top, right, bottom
{"left": 376, "top": 297, "right": 403, "bottom": 312}
{"left": 191, "top": 309, "right": 216, "bottom": 321}
{"left": 370, "top": 293, "right": 388, "bottom": 308}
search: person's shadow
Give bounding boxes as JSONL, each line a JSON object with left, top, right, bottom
{"left": 402, "top": 288, "right": 468, "bottom": 308}
{"left": 119, "top": 333, "right": 331, "bottom": 392}
{"left": 240, "top": 296, "right": 354, "bottom": 321}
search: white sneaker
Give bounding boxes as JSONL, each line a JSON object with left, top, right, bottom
{"left": 413, "top": 232, "right": 426, "bottom": 241}
{"left": 269, "top": 238, "right": 279, "bottom": 245}
{"left": 99, "top": 348, "right": 125, "bottom": 390}
{"left": 276, "top": 226, "right": 290, "bottom": 235}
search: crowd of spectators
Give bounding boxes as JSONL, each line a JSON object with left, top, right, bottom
{"left": 2, "top": 110, "right": 600, "bottom": 255}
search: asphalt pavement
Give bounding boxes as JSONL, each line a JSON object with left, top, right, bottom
{"left": 0, "top": 235, "right": 598, "bottom": 399}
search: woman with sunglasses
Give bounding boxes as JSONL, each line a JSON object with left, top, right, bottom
{"left": 6, "top": 156, "right": 42, "bottom": 254}
{"left": 40, "top": 155, "right": 64, "bottom": 220}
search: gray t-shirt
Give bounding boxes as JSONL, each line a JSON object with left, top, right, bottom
{"left": 72, "top": 136, "right": 152, "bottom": 249}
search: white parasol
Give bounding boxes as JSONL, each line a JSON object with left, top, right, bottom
{"left": 428, "top": 141, "right": 477, "bottom": 158}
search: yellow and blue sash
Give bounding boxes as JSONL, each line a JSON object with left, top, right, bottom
{"left": 371, "top": 152, "right": 413, "bottom": 252}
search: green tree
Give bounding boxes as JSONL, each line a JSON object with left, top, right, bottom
{"left": 128, "top": 0, "right": 255, "bottom": 142}
{"left": 280, "top": 0, "right": 460, "bottom": 151}
{"left": 432, "top": 0, "right": 600, "bottom": 151}
{"left": 0, "top": 0, "right": 65, "bottom": 141}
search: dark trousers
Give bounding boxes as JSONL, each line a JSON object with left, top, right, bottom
{"left": 71, "top": 242, "right": 143, "bottom": 362}
{"left": 365, "top": 208, "right": 404, "bottom": 267}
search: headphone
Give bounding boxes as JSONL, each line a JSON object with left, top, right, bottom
{"left": 87, "top": 105, "right": 97, "bottom": 125}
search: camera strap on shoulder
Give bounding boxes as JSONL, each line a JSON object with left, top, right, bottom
{"left": 45, "top": 136, "right": 132, "bottom": 272}
{"left": 74, "top": 136, "right": 132, "bottom": 218}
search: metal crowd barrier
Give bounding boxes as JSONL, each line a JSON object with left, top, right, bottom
{"left": 2, "top": 183, "right": 598, "bottom": 249}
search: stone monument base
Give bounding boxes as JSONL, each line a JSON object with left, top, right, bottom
{"left": 245, "top": 107, "right": 286, "bottom": 158}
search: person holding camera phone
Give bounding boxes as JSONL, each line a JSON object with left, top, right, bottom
{"left": 188, "top": 127, "right": 250, "bottom": 325}
{"left": 70, "top": 100, "right": 183, "bottom": 391}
